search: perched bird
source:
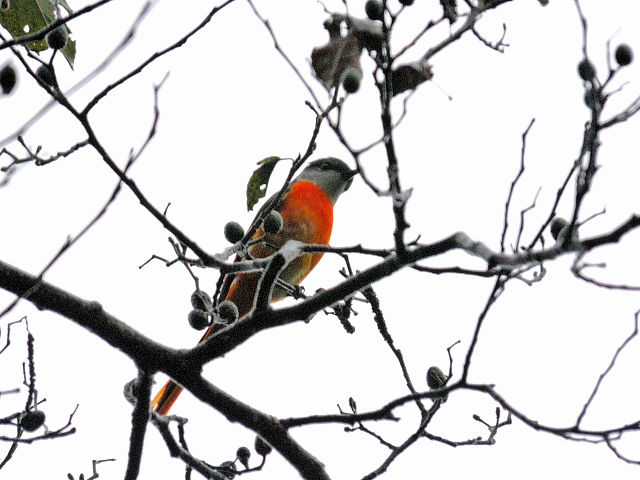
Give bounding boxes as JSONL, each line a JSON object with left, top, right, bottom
{"left": 151, "top": 157, "right": 357, "bottom": 415}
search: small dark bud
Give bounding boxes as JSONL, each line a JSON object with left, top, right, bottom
{"left": 341, "top": 67, "right": 362, "bottom": 94}
{"left": 262, "top": 210, "right": 284, "bottom": 235}
{"left": 577, "top": 59, "right": 595, "bottom": 81}
{"left": 224, "top": 221, "right": 245, "bottom": 243}
{"left": 254, "top": 435, "right": 273, "bottom": 456}
{"left": 123, "top": 378, "right": 138, "bottom": 404}
{"left": 426, "top": 366, "right": 448, "bottom": 389}
{"left": 583, "top": 88, "right": 604, "bottom": 109}
{"left": 399, "top": 0, "right": 414, "bottom": 5}
{"left": 615, "top": 44, "right": 633, "bottom": 67}
{"left": 36, "top": 64, "right": 57, "bottom": 88}
{"left": 217, "top": 300, "right": 239, "bottom": 324}
{"left": 188, "top": 309, "right": 209, "bottom": 330}
{"left": 365, "top": 0, "right": 384, "bottom": 21}
{"left": 46, "top": 26, "right": 68, "bottom": 50}
{"left": 219, "top": 461, "right": 237, "bottom": 479}
{"left": 20, "top": 409, "right": 46, "bottom": 431}
{"left": 549, "top": 217, "right": 569, "bottom": 241}
{"left": 0, "top": 64, "right": 16, "bottom": 94}
{"left": 190, "top": 289, "right": 210, "bottom": 311}
{"left": 440, "top": 0, "right": 457, "bottom": 23}
{"left": 236, "top": 446, "right": 251, "bottom": 468}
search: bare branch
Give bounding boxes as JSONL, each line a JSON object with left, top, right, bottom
{"left": 150, "top": 414, "right": 226, "bottom": 480}
{"left": 0, "top": 174, "right": 126, "bottom": 321}
{"left": 124, "top": 370, "right": 153, "bottom": 480}
{"left": 246, "top": 0, "right": 321, "bottom": 107}
{"left": 576, "top": 310, "right": 639, "bottom": 426}
{"left": 501, "top": 118, "right": 535, "bottom": 252}
{"left": 362, "top": 286, "right": 429, "bottom": 417}
{"left": 83, "top": 1, "right": 236, "bottom": 114}
{"left": 0, "top": 3, "right": 153, "bottom": 147}
{"left": 0, "top": 138, "right": 89, "bottom": 171}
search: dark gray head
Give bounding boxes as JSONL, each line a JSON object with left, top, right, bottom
{"left": 295, "top": 157, "right": 357, "bottom": 204}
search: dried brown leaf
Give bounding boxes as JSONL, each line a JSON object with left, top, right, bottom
{"left": 311, "top": 28, "right": 362, "bottom": 90}
{"left": 310, "top": 15, "right": 383, "bottom": 91}
{"left": 392, "top": 62, "right": 433, "bottom": 96}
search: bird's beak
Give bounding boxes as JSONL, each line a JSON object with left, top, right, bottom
{"left": 343, "top": 169, "right": 358, "bottom": 191}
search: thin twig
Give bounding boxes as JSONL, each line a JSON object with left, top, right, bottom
{"left": 576, "top": 310, "right": 639, "bottom": 426}
{"left": 501, "top": 118, "right": 535, "bottom": 252}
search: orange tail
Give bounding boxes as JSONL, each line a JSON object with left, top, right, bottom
{"left": 152, "top": 228, "right": 321, "bottom": 414}
{"left": 151, "top": 272, "right": 261, "bottom": 415}
{"left": 151, "top": 379, "right": 184, "bottom": 416}
{"left": 151, "top": 322, "right": 223, "bottom": 415}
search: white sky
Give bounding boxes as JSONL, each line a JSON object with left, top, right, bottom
{"left": 1, "top": 0, "right": 640, "bottom": 479}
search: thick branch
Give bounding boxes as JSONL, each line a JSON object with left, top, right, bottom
{"left": 124, "top": 370, "right": 153, "bottom": 480}
{"left": 0, "top": 259, "right": 329, "bottom": 480}
{"left": 187, "top": 219, "right": 640, "bottom": 365}
{"left": 0, "top": 259, "right": 185, "bottom": 373}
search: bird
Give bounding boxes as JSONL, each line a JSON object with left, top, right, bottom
{"left": 151, "top": 157, "right": 357, "bottom": 415}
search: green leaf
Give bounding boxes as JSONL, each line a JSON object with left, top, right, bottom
{"left": 36, "top": 0, "right": 76, "bottom": 68}
{"left": 0, "top": 0, "right": 76, "bottom": 68}
{"left": 246, "top": 156, "right": 281, "bottom": 211}
{"left": 55, "top": 0, "right": 73, "bottom": 15}
{"left": 59, "top": 33, "right": 76, "bottom": 67}
{"left": 0, "top": 0, "right": 52, "bottom": 51}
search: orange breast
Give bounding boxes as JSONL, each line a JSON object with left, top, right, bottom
{"left": 225, "top": 180, "right": 334, "bottom": 317}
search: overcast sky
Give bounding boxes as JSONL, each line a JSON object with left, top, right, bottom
{"left": 1, "top": 1, "right": 640, "bottom": 479}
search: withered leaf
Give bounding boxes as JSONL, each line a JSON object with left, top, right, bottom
{"left": 348, "top": 16, "right": 383, "bottom": 52}
{"left": 392, "top": 62, "right": 433, "bottom": 96}
{"left": 440, "top": 0, "right": 457, "bottom": 24}
{"left": 311, "top": 26, "right": 363, "bottom": 90}
{"left": 310, "top": 15, "right": 382, "bottom": 91}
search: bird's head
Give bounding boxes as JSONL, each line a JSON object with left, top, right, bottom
{"left": 295, "top": 157, "right": 357, "bottom": 204}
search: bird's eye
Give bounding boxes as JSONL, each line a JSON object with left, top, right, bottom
{"left": 319, "top": 162, "right": 329, "bottom": 171}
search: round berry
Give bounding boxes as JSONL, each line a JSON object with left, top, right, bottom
{"left": 365, "top": 0, "right": 383, "bottom": 21}
{"left": 577, "top": 59, "right": 595, "bottom": 81}
{"left": 36, "top": 64, "right": 56, "bottom": 88}
{"left": 46, "top": 26, "right": 68, "bottom": 50}
{"left": 217, "top": 301, "right": 239, "bottom": 324}
{"left": 341, "top": 67, "right": 362, "bottom": 94}
{"left": 224, "top": 221, "right": 245, "bottom": 243}
{"left": 426, "top": 366, "right": 447, "bottom": 389}
{"left": 188, "top": 309, "right": 209, "bottom": 330}
{"left": 262, "top": 210, "right": 283, "bottom": 235}
{"left": 219, "top": 460, "right": 236, "bottom": 479}
{"left": 583, "top": 88, "right": 604, "bottom": 109}
{"left": 236, "top": 446, "right": 251, "bottom": 468}
{"left": 190, "top": 289, "right": 210, "bottom": 311}
{"left": 615, "top": 44, "right": 633, "bottom": 66}
{"left": 20, "top": 409, "right": 46, "bottom": 431}
{"left": 0, "top": 64, "right": 16, "bottom": 94}
{"left": 254, "top": 435, "right": 272, "bottom": 456}
{"left": 550, "top": 217, "right": 569, "bottom": 241}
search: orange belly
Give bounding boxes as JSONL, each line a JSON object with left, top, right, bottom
{"left": 225, "top": 180, "right": 334, "bottom": 317}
